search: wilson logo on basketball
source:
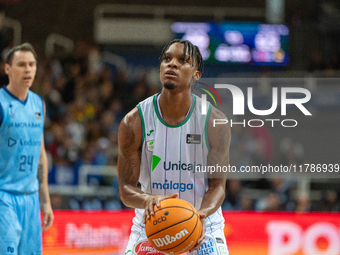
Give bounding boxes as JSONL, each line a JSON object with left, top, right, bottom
{"left": 152, "top": 228, "right": 189, "bottom": 247}
{"left": 134, "top": 241, "right": 162, "bottom": 255}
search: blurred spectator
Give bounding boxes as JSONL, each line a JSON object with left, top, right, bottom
{"left": 270, "top": 178, "right": 292, "bottom": 207}
{"left": 109, "top": 98, "right": 126, "bottom": 122}
{"left": 40, "top": 74, "right": 67, "bottom": 122}
{"left": 308, "top": 50, "right": 326, "bottom": 72}
{"left": 50, "top": 194, "right": 63, "bottom": 210}
{"left": 83, "top": 197, "right": 102, "bottom": 211}
{"left": 64, "top": 112, "right": 85, "bottom": 149}
{"left": 239, "top": 195, "right": 255, "bottom": 211}
{"left": 69, "top": 196, "right": 83, "bottom": 210}
{"left": 250, "top": 124, "right": 273, "bottom": 164}
{"left": 0, "top": 58, "right": 8, "bottom": 86}
{"left": 294, "top": 192, "right": 312, "bottom": 212}
{"left": 280, "top": 137, "right": 304, "bottom": 166}
{"left": 46, "top": 123, "right": 77, "bottom": 164}
{"left": 100, "top": 110, "right": 119, "bottom": 136}
{"left": 261, "top": 192, "right": 283, "bottom": 211}
{"left": 319, "top": 190, "right": 340, "bottom": 212}
{"left": 69, "top": 93, "right": 96, "bottom": 123}
{"left": 60, "top": 60, "right": 85, "bottom": 104}
{"left": 0, "top": 4, "right": 11, "bottom": 55}
{"left": 222, "top": 180, "right": 242, "bottom": 210}
{"left": 98, "top": 67, "right": 115, "bottom": 109}
{"left": 123, "top": 73, "right": 150, "bottom": 111}
{"left": 93, "top": 137, "right": 111, "bottom": 166}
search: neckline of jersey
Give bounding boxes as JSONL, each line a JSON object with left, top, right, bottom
{"left": 3, "top": 86, "right": 29, "bottom": 105}
{"left": 153, "top": 93, "right": 196, "bottom": 128}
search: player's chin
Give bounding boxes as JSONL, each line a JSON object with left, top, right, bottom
{"left": 163, "top": 83, "right": 176, "bottom": 90}
{"left": 22, "top": 81, "right": 33, "bottom": 88}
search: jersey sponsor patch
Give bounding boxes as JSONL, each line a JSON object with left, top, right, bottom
{"left": 147, "top": 141, "right": 154, "bottom": 152}
{"left": 186, "top": 134, "right": 201, "bottom": 144}
{"left": 216, "top": 237, "right": 224, "bottom": 244}
{"left": 218, "top": 246, "right": 229, "bottom": 255}
{"left": 35, "top": 112, "right": 41, "bottom": 119}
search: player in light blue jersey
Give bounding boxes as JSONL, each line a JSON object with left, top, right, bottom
{"left": 118, "top": 39, "right": 231, "bottom": 255}
{"left": 0, "top": 43, "right": 54, "bottom": 255}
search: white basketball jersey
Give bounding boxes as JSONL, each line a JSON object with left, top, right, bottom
{"left": 135, "top": 93, "right": 224, "bottom": 228}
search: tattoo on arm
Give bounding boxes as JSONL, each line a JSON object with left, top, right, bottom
{"left": 207, "top": 108, "right": 231, "bottom": 183}
{"left": 38, "top": 163, "right": 44, "bottom": 184}
{"left": 118, "top": 119, "right": 141, "bottom": 186}
{"left": 208, "top": 110, "right": 230, "bottom": 166}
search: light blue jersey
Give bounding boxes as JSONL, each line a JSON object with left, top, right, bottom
{"left": 0, "top": 86, "right": 44, "bottom": 194}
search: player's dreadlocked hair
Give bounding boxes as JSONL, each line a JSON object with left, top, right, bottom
{"left": 159, "top": 39, "right": 204, "bottom": 73}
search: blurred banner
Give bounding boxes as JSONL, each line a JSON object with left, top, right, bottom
{"left": 43, "top": 211, "right": 340, "bottom": 255}
{"left": 43, "top": 210, "right": 134, "bottom": 255}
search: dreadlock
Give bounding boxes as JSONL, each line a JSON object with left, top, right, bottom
{"left": 159, "top": 39, "right": 204, "bottom": 73}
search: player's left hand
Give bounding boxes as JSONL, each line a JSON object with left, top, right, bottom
{"left": 41, "top": 202, "right": 54, "bottom": 231}
{"left": 189, "top": 212, "right": 206, "bottom": 252}
{"left": 143, "top": 193, "right": 178, "bottom": 224}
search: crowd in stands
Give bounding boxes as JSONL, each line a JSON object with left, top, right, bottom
{"left": 308, "top": 49, "right": 340, "bottom": 76}
{"left": 1, "top": 38, "right": 339, "bottom": 212}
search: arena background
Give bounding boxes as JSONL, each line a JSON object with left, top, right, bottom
{"left": 1, "top": 0, "right": 340, "bottom": 254}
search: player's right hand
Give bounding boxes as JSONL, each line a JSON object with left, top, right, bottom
{"left": 143, "top": 193, "right": 178, "bottom": 224}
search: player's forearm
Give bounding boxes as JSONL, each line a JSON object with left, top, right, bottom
{"left": 118, "top": 148, "right": 148, "bottom": 208}
{"left": 199, "top": 180, "right": 226, "bottom": 217}
{"left": 37, "top": 153, "right": 51, "bottom": 205}
{"left": 119, "top": 183, "right": 152, "bottom": 209}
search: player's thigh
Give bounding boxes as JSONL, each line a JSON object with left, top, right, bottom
{"left": 188, "top": 227, "right": 229, "bottom": 255}
{"left": 126, "top": 228, "right": 164, "bottom": 255}
{"left": 18, "top": 193, "right": 42, "bottom": 255}
{"left": 0, "top": 191, "right": 21, "bottom": 255}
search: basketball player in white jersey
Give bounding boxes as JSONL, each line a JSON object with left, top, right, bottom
{"left": 118, "top": 39, "right": 230, "bottom": 255}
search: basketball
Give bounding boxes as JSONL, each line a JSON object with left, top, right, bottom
{"left": 145, "top": 198, "right": 202, "bottom": 255}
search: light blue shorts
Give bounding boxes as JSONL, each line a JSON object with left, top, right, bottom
{"left": 0, "top": 191, "right": 42, "bottom": 255}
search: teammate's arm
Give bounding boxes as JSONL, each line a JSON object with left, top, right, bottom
{"left": 191, "top": 107, "right": 230, "bottom": 251}
{"left": 118, "top": 107, "right": 177, "bottom": 222}
{"left": 38, "top": 102, "right": 54, "bottom": 231}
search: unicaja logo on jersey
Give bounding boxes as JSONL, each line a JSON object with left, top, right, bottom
{"left": 151, "top": 156, "right": 202, "bottom": 173}
{"left": 152, "top": 155, "right": 161, "bottom": 171}
{"left": 152, "top": 228, "right": 189, "bottom": 248}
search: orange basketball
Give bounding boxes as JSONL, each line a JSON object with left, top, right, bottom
{"left": 145, "top": 198, "right": 202, "bottom": 255}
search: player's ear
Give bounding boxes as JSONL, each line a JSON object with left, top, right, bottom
{"left": 4, "top": 63, "right": 10, "bottom": 75}
{"left": 192, "top": 70, "right": 201, "bottom": 81}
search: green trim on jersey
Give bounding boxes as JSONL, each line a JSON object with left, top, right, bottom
{"left": 153, "top": 94, "right": 196, "bottom": 128}
{"left": 137, "top": 104, "right": 146, "bottom": 144}
{"left": 204, "top": 104, "right": 212, "bottom": 151}
{"left": 179, "top": 126, "right": 183, "bottom": 198}
{"left": 207, "top": 216, "right": 221, "bottom": 255}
